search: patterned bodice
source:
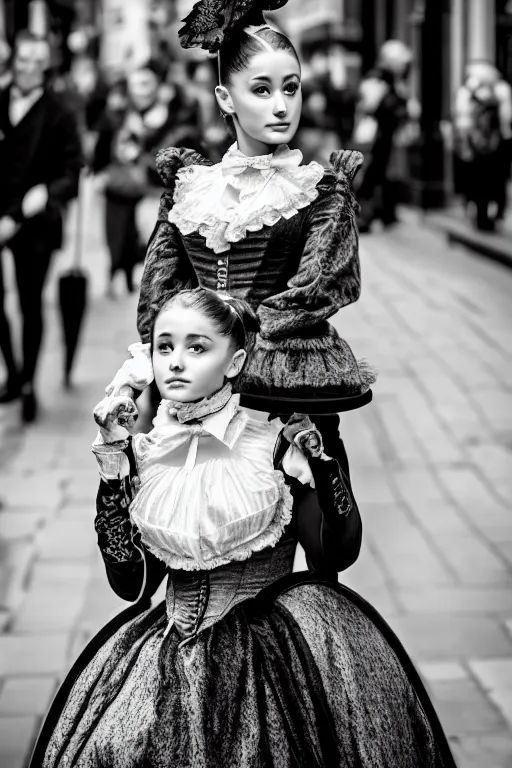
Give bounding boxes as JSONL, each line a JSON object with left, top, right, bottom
{"left": 178, "top": 210, "right": 309, "bottom": 305}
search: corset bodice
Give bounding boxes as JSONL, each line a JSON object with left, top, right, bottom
{"left": 180, "top": 210, "right": 308, "bottom": 307}
{"left": 165, "top": 537, "right": 296, "bottom": 644}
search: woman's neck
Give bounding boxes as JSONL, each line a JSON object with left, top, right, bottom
{"left": 235, "top": 132, "right": 276, "bottom": 157}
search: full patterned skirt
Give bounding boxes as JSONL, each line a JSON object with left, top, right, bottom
{"left": 31, "top": 574, "right": 456, "bottom": 768}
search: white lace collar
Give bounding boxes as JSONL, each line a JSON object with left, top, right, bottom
{"left": 133, "top": 392, "right": 248, "bottom": 468}
{"left": 168, "top": 143, "right": 324, "bottom": 253}
{"left": 152, "top": 392, "right": 244, "bottom": 451}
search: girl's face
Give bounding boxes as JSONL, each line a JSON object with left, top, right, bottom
{"left": 153, "top": 305, "right": 246, "bottom": 403}
{"left": 217, "top": 49, "right": 302, "bottom": 155}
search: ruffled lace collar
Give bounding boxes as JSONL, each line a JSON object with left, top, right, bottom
{"left": 168, "top": 143, "right": 324, "bottom": 253}
{"left": 134, "top": 388, "right": 247, "bottom": 467}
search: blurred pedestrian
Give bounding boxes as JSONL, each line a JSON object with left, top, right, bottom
{"left": 353, "top": 40, "right": 413, "bottom": 232}
{"left": 294, "top": 48, "right": 343, "bottom": 164}
{"left": 454, "top": 60, "right": 512, "bottom": 231}
{"left": 93, "top": 60, "right": 203, "bottom": 298}
{"left": 0, "top": 40, "right": 11, "bottom": 91}
{"left": 324, "top": 50, "right": 357, "bottom": 149}
{"left": 0, "top": 31, "right": 82, "bottom": 422}
{"left": 190, "top": 59, "right": 230, "bottom": 162}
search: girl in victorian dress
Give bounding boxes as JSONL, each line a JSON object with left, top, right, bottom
{"left": 30, "top": 288, "right": 454, "bottom": 767}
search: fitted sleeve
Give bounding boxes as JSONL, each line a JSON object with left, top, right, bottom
{"left": 136, "top": 147, "right": 211, "bottom": 343}
{"left": 93, "top": 438, "right": 167, "bottom": 602}
{"left": 256, "top": 150, "right": 363, "bottom": 341}
{"left": 273, "top": 424, "right": 362, "bottom": 577}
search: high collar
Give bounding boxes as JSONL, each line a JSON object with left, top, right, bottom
{"left": 153, "top": 386, "right": 243, "bottom": 450}
{"left": 221, "top": 142, "right": 303, "bottom": 175}
{"left": 168, "top": 141, "right": 324, "bottom": 254}
{"left": 10, "top": 85, "right": 44, "bottom": 102}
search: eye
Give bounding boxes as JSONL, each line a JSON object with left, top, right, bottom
{"left": 284, "top": 82, "right": 300, "bottom": 95}
{"left": 189, "top": 344, "right": 205, "bottom": 354}
{"left": 253, "top": 85, "right": 270, "bottom": 96}
{"left": 157, "top": 342, "right": 172, "bottom": 353}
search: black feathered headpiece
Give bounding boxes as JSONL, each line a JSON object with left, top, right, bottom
{"left": 178, "top": 0, "right": 289, "bottom": 53}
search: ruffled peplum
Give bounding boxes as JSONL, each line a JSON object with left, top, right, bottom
{"left": 237, "top": 323, "right": 377, "bottom": 398}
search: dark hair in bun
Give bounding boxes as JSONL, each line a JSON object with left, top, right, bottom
{"left": 219, "top": 26, "right": 299, "bottom": 86}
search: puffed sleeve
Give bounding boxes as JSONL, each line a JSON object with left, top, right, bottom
{"left": 136, "top": 147, "right": 212, "bottom": 343}
{"left": 239, "top": 150, "right": 376, "bottom": 397}
{"left": 256, "top": 150, "right": 363, "bottom": 341}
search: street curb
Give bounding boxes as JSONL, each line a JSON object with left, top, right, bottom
{"left": 426, "top": 212, "right": 512, "bottom": 268}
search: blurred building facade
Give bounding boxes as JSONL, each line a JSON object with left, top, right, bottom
{"left": 354, "top": 0, "right": 512, "bottom": 208}
{"left": 278, "top": 0, "right": 512, "bottom": 209}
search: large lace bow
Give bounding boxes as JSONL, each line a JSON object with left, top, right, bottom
{"left": 221, "top": 144, "right": 304, "bottom": 176}
{"left": 168, "top": 143, "right": 324, "bottom": 253}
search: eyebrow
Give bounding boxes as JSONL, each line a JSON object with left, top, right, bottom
{"left": 156, "top": 332, "right": 213, "bottom": 342}
{"left": 250, "top": 73, "right": 299, "bottom": 83}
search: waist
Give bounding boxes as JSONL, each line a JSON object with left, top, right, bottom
{"left": 165, "top": 538, "right": 296, "bottom": 642}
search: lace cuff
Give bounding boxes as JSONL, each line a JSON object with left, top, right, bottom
{"left": 95, "top": 479, "right": 141, "bottom": 564}
{"left": 92, "top": 432, "right": 130, "bottom": 481}
{"left": 281, "top": 445, "right": 314, "bottom": 487}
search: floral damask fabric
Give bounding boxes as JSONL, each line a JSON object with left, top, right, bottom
{"left": 95, "top": 478, "right": 140, "bottom": 564}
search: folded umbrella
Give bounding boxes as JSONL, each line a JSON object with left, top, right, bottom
{"left": 58, "top": 169, "right": 88, "bottom": 389}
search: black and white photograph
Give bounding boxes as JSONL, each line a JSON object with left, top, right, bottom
{"left": 0, "top": 1, "right": 511, "bottom": 766}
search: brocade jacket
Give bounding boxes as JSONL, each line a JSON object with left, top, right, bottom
{"left": 136, "top": 146, "right": 376, "bottom": 398}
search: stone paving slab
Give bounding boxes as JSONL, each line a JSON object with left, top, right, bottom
{"left": 12, "top": 582, "right": 87, "bottom": 633}
{"left": 0, "top": 677, "right": 57, "bottom": 717}
{"left": 387, "top": 615, "right": 512, "bottom": 660}
{"left": 396, "top": 586, "right": 512, "bottom": 616}
{"left": 451, "top": 732, "right": 512, "bottom": 768}
{"left": 428, "top": 677, "right": 508, "bottom": 735}
{"left": 0, "top": 635, "right": 69, "bottom": 676}
{"left": 36, "top": 518, "right": 96, "bottom": 561}
{"left": 0, "top": 716, "right": 39, "bottom": 768}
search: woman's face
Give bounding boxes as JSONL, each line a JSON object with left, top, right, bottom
{"left": 218, "top": 49, "right": 302, "bottom": 154}
{"left": 152, "top": 305, "right": 245, "bottom": 403}
{"left": 128, "top": 68, "right": 159, "bottom": 112}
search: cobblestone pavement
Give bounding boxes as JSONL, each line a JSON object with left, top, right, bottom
{"left": 0, "top": 190, "right": 511, "bottom": 767}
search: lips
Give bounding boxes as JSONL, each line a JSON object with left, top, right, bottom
{"left": 268, "top": 123, "right": 290, "bottom": 128}
{"left": 166, "top": 378, "right": 190, "bottom": 385}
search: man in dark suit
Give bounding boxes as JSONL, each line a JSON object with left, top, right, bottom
{"left": 0, "top": 31, "right": 82, "bottom": 422}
